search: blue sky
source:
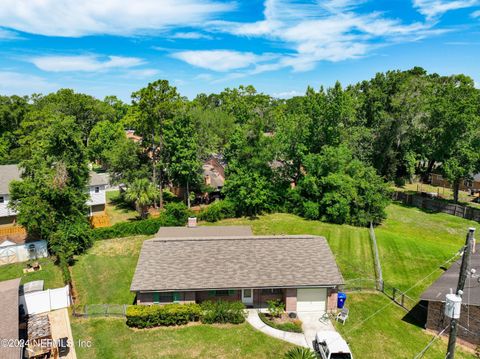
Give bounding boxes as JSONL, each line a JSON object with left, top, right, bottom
{"left": 0, "top": 0, "right": 479, "bottom": 101}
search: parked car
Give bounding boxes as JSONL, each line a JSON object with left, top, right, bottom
{"left": 314, "top": 331, "right": 353, "bottom": 359}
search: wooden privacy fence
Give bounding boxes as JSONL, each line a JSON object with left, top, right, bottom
{"left": 393, "top": 191, "right": 480, "bottom": 222}
{"left": 73, "top": 304, "right": 129, "bottom": 318}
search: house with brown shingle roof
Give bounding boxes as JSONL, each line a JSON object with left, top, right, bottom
{"left": 130, "top": 226, "right": 344, "bottom": 312}
{"left": 0, "top": 278, "right": 21, "bottom": 359}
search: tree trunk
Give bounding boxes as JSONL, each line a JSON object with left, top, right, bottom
{"left": 186, "top": 180, "right": 191, "bottom": 208}
{"left": 424, "top": 159, "right": 435, "bottom": 182}
{"left": 151, "top": 129, "right": 158, "bottom": 209}
{"left": 159, "top": 171, "right": 164, "bottom": 209}
{"left": 453, "top": 179, "right": 460, "bottom": 203}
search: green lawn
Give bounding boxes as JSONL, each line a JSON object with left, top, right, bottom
{"left": 375, "top": 204, "right": 477, "bottom": 297}
{"left": 71, "top": 236, "right": 150, "bottom": 305}
{"left": 71, "top": 318, "right": 294, "bottom": 359}
{"left": 0, "top": 257, "right": 64, "bottom": 288}
{"left": 105, "top": 190, "right": 138, "bottom": 225}
{"left": 335, "top": 292, "right": 475, "bottom": 359}
{"left": 213, "top": 213, "right": 374, "bottom": 282}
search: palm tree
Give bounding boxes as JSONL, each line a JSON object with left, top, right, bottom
{"left": 124, "top": 179, "right": 160, "bottom": 219}
{"left": 284, "top": 347, "right": 317, "bottom": 359}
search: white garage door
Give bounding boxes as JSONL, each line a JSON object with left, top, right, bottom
{"left": 297, "top": 288, "right": 327, "bottom": 312}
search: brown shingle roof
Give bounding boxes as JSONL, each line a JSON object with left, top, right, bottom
{"left": 420, "top": 245, "right": 480, "bottom": 306}
{"left": 0, "top": 278, "right": 21, "bottom": 359}
{"left": 131, "top": 235, "right": 344, "bottom": 292}
{"left": 156, "top": 225, "right": 253, "bottom": 238}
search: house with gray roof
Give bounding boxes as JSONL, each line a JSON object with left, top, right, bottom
{"left": 420, "top": 244, "right": 480, "bottom": 346}
{"left": 0, "top": 278, "right": 21, "bottom": 359}
{"left": 0, "top": 164, "right": 109, "bottom": 235}
{"left": 131, "top": 226, "right": 344, "bottom": 313}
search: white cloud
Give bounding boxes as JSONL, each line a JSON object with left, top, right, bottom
{"left": 205, "top": 0, "right": 441, "bottom": 74}
{"left": 0, "top": 71, "right": 56, "bottom": 94}
{"left": 123, "top": 68, "right": 159, "bottom": 78}
{"left": 272, "top": 90, "right": 304, "bottom": 99}
{"left": 0, "top": 0, "right": 234, "bottom": 37}
{"left": 30, "top": 55, "right": 144, "bottom": 72}
{"left": 413, "top": 0, "right": 478, "bottom": 19}
{"left": 472, "top": 9, "right": 480, "bottom": 17}
{"left": 171, "top": 32, "right": 213, "bottom": 40}
{"left": 171, "top": 50, "right": 276, "bottom": 72}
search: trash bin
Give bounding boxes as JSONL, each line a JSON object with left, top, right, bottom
{"left": 337, "top": 292, "right": 347, "bottom": 309}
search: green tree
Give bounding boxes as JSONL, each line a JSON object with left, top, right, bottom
{"left": 164, "top": 112, "right": 202, "bottom": 207}
{"left": 132, "top": 79, "right": 183, "bottom": 208}
{"left": 9, "top": 113, "right": 92, "bottom": 260}
{"left": 106, "top": 137, "right": 148, "bottom": 185}
{"left": 124, "top": 178, "right": 160, "bottom": 219}
{"left": 88, "top": 120, "right": 125, "bottom": 166}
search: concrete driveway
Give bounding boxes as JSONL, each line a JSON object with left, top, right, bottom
{"left": 297, "top": 312, "right": 335, "bottom": 348}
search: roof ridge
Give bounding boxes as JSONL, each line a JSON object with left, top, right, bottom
{"left": 149, "top": 235, "right": 322, "bottom": 242}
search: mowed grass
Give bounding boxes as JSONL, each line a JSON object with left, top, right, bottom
{"left": 335, "top": 292, "right": 475, "bottom": 359}
{"left": 71, "top": 318, "right": 294, "bottom": 359}
{"left": 213, "top": 213, "right": 374, "bottom": 281}
{"left": 0, "top": 257, "right": 64, "bottom": 288}
{"left": 71, "top": 236, "right": 150, "bottom": 305}
{"left": 105, "top": 190, "right": 138, "bottom": 225}
{"left": 375, "top": 204, "right": 477, "bottom": 297}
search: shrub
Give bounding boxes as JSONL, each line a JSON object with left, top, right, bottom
{"left": 267, "top": 299, "right": 285, "bottom": 318}
{"left": 284, "top": 347, "right": 317, "bottom": 359}
{"left": 92, "top": 203, "right": 190, "bottom": 240}
{"left": 198, "top": 200, "right": 236, "bottom": 222}
{"left": 200, "top": 300, "right": 246, "bottom": 324}
{"left": 126, "top": 303, "right": 202, "bottom": 328}
{"left": 258, "top": 313, "right": 303, "bottom": 333}
{"left": 162, "top": 202, "right": 191, "bottom": 226}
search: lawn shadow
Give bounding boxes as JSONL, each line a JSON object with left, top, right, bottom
{"left": 402, "top": 300, "right": 428, "bottom": 329}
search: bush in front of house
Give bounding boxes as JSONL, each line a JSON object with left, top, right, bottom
{"left": 92, "top": 202, "right": 190, "bottom": 240}
{"left": 258, "top": 312, "right": 303, "bottom": 333}
{"left": 200, "top": 300, "right": 247, "bottom": 324}
{"left": 126, "top": 303, "right": 202, "bottom": 328}
{"left": 198, "top": 200, "right": 236, "bottom": 222}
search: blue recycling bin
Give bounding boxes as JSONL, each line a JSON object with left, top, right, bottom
{"left": 337, "top": 292, "right": 347, "bottom": 309}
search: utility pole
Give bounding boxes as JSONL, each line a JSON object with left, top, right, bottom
{"left": 446, "top": 227, "right": 475, "bottom": 359}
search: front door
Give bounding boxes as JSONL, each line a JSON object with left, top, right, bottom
{"left": 242, "top": 288, "right": 253, "bottom": 306}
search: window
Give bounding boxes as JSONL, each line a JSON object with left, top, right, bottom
{"left": 153, "top": 292, "right": 174, "bottom": 304}
{"left": 94, "top": 186, "right": 100, "bottom": 193}
{"left": 0, "top": 196, "right": 4, "bottom": 203}
{"left": 261, "top": 288, "right": 283, "bottom": 295}
{"left": 209, "top": 290, "right": 235, "bottom": 297}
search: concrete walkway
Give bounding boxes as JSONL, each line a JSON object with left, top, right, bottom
{"left": 297, "top": 311, "right": 335, "bottom": 348}
{"left": 246, "top": 310, "right": 337, "bottom": 349}
{"left": 246, "top": 310, "right": 309, "bottom": 347}
{"left": 48, "top": 308, "right": 77, "bottom": 359}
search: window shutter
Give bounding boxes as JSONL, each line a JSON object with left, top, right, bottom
{"left": 153, "top": 292, "right": 160, "bottom": 304}
{"left": 173, "top": 292, "right": 181, "bottom": 303}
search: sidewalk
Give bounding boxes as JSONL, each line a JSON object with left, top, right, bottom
{"left": 246, "top": 309, "right": 309, "bottom": 348}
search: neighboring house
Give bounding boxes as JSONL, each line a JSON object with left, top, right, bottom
{"left": 420, "top": 244, "right": 479, "bottom": 346}
{"left": 202, "top": 156, "right": 225, "bottom": 200}
{"left": 131, "top": 226, "right": 344, "bottom": 312}
{"left": 430, "top": 173, "right": 480, "bottom": 192}
{"left": 125, "top": 129, "right": 142, "bottom": 143}
{"left": 0, "top": 278, "right": 21, "bottom": 359}
{"left": 0, "top": 164, "right": 109, "bottom": 236}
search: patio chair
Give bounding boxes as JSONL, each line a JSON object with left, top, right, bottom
{"left": 336, "top": 307, "right": 349, "bottom": 325}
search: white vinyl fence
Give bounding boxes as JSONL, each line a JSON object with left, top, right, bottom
{"left": 19, "top": 285, "right": 71, "bottom": 315}
{"left": 0, "top": 240, "right": 48, "bottom": 265}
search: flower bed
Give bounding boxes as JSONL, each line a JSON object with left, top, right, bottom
{"left": 258, "top": 312, "right": 303, "bottom": 333}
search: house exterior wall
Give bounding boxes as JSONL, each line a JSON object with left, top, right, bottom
{"left": 0, "top": 194, "right": 18, "bottom": 218}
{"left": 86, "top": 185, "right": 106, "bottom": 206}
{"left": 253, "top": 289, "right": 284, "bottom": 308}
{"left": 196, "top": 290, "right": 242, "bottom": 303}
{"left": 326, "top": 288, "right": 338, "bottom": 312}
{"left": 426, "top": 301, "right": 480, "bottom": 346}
{"left": 136, "top": 291, "right": 196, "bottom": 305}
{"left": 284, "top": 288, "right": 297, "bottom": 312}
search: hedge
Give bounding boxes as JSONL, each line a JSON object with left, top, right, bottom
{"left": 198, "top": 200, "right": 236, "bottom": 222}
{"left": 200, "top": 300, "right": 246, "bottom": 324}
{"left": 258, "top": 312, "right": 303, "bottom": 333}
{"left": 126, "top": 303, "right": 202, "bottom": 328}
{"left": 92, "top": 202, "right": 190, "bottom": 240}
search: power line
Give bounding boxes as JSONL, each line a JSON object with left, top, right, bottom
{"left": 413, "top": 325, "right": 450, "bottom": 359}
